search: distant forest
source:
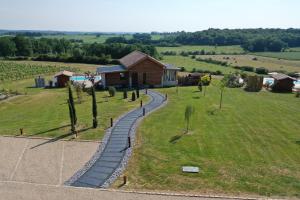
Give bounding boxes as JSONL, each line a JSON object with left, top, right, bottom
{"left": 107, "top": 29, "right": 300, "bottom": 52}
{"left": 1, "top": 28, "right": 300, "bottom": 64}
{"left": 0, "top": 35, "right": 158, "bottom": 64}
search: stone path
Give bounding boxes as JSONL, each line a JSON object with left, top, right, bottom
{"left": 68, "top": 90, "right": 166, "bottom": 188}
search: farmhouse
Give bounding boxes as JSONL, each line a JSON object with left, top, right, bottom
{"left": 97, "top": 51, "right": 179, "bottom": 88}
{"left": 271, "top": 73, "right": 296, "bottom": 92}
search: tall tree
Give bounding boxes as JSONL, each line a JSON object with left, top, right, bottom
{"left": 67, "top": 100, "right": 76, "bottom": 135}
{"left": 67, "top": 82, "right": 77, "bottom": 125}
{"left": 0, "top": 37, "right": 16, "bottom": 57}
{"left": 91, "top": 86, "right": 98, "bottom": 128}
{"left": 184, "top": 105, "right": 195, "bottom": 133}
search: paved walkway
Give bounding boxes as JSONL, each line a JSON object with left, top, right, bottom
{"left": 69, "top": 90, "right": 166, "bottom": 188}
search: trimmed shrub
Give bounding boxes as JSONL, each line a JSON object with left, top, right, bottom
{"left": 123, "top": 89, "right": 128, "bottom": 99}
{"left": 108, "top": 86, "right": 116, "bottom": 97}
{"left": 201, "top": 74, "right": 211, "bottom": 86}
{"left": 136, "top": 87, "right": 140, "bottom": 98}
{"left": 131, "top": 92, "right": 136, "bottom": 101}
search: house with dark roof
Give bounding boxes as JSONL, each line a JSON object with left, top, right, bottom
{"left": 271, "top": 73, "right": 296, "bottom": 92}
{"left": 97, "top": 51, "right": 179, "bottom": 88}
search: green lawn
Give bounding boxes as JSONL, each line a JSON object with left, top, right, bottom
{"left": 157, "top": 45, "right": 245, "bottom": 54}
{"left": 121, "top": 85, "right": 300, "bottom": 197}
{"left": 161, "top": 55, "right": 239, "bottom": 74}
{"left": 252, "top": 52, "right": 300, "bottom": 61}
{"left": 0, "top": 79, "right": 148, "bottom": 141}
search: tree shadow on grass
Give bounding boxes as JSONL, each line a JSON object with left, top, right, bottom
{"left": 30, "top": 126, "right": 93, "bottom": 149}
{"left": 169, "top": 130, "right": 188, "bottom": 144}
{"left": 192, "top": 96, "right": 200, "bottom": 99}
{"left": 296, "top": 140, "right": 300, "bottom": 145}
{"left": 206, "top": 107, "right": 218, "bottom": 115}
{"left": 30, "top": 132, "right": 73, "bottom": 149}
{"left": 28, "top": 124, "right": 70, "bottom": 136}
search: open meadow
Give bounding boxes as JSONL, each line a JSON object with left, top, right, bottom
{"left": 197, "top": 54, "right": 300, "bottom": 73}
{"left": 116, "top": 85, "right": 300, "bottom": 198}
{"left": 157, "top": 45, "right": 245, "bottom": 54}
{"left": 252, "top": 52, "right": 300, "bottom": 61}
{"left": 161, "top": 55, "right": 240, "bottom": 74}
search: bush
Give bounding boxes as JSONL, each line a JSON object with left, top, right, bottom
{"left": 200, "top": 74, "right": 211, "bottom": 86}
{"left": 244, "top": 75, "right": 263, "bottom": 92}
{"left": 223, "top": 73, "right": 244, "bottom": 88}
{"left": 295, "top": 91, "right": 300, "bottom": 98}
{"left": 240, "top": 66, "right": 254, "bottom": 72}
{"left": 108, "top": 86, "right": 116, "bottom": 97}
{"left": 255, "top": 67, "right": 269, "bottom": 74}
{"left": 180, "top": 67, "right": 186, "bottom": 72}
{"left": 131, "top": 92, "right": 136, "bottom": 101}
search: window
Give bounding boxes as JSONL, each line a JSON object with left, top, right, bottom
{"left": 120, "top": 73, "right": 126, "bottom": 80}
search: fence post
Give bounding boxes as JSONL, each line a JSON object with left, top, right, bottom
{"left": 110, "top": 118, "right": 113, "bottom": 127}
{"left": 123, "top": 176, "right": 127, "bottom": 185}
{"left": 165, "top": 93, "right": 168, "bottom": 101}
{"left": 128, "top": 136, "right": 131, "bottom": 148}
{"left": 143, "top": 108, "right": 145, "bottom": 116}
{"left": 145, "top": 89, "right": 148, "bottom": 94}
{"left": 20, "top": 128, "right": 23, "bottom": 135}
{"left": 140, "top": 100, "right": 143, "bottom": 108}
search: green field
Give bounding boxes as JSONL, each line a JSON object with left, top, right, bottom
{"left": 121, "top": 85, "right": 300, "bottom": 197}
{"left": 252, "top": 52, "right": 300, "bottom": 61}
{"left": 197, "top": 55, "right": 300, "bottom": 73}
{"left": 35, "top": 34, "right": 163, "bottom": 43}
{"left": 0, "top": 78, "right": 148, "bottom": 141}
{"left": 161, "top": 55, "right": 240, "bottom": 74}
{"left": 157, "top": 45, "right": 245, "bottom": 54}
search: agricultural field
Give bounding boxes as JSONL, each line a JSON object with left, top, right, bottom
{"left": 252, "top": 52, "right": 300, "bottom": 61}
{"left": 0, "top": 61, "right": 77, "bottom": 82}
{"left": 117, "top": 85, "right": 300, "bottom": 197}
{"left": 157, "top": 45, "right": 245, "bottom": 54}
{"left": 197, "top": 55, "right": 300, "bottom": 73}
{"left": 161, "top": 55, "right": 240, "bottom": 74}
{"left": 35, "top": 34, "right": 163, "bottom": 43}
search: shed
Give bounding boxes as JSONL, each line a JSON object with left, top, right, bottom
{"left": 271, "top": 73, "right": 296, "bottom": 92}
{"left": 54, "top": 70, "right": 73, "bottom": 87}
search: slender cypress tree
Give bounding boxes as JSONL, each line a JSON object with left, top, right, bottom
{"left": 123, "top": 89, "right": 128, "bottom": 99}
{"left": 92, "top": 86, "right": 98, "bottom": 128}
{"left": 67, "top": 99, "right": 76, "bottom": 135}
{"left": 136, "top": 87, "right": 140, "bottom": 98}
{"left": 68, "top": 82, "right": 77, "bottom": 125}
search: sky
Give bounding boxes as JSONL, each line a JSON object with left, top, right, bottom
{"left": 0, "top": 0, "right": 299, "bottom": 32}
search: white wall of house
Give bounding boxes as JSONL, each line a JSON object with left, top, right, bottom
{"left": 162, "top": 69, "right": 177, "bottom": 86}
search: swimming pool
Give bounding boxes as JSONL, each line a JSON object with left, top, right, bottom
{"left": 70, "top": 76, "right": 101, "bottom": 82}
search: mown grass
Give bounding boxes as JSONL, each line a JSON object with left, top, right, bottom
{"left": 161, "top": 55, "right": 239, "bottom": 74}
{"left": 157, "top": 45, "right": 245, "bottom": 54}
{"left": 120, "top": 85, "right": 300, "bottom": 197}
{"left": 0, "top": 79, "right": 148, "bottom": 141}
{"left": 252, "top": 52, "right": 300, "bottom": 61}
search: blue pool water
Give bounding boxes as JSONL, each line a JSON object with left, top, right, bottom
{"left": 71, "top": 76, "right": 101, "bottom": 82}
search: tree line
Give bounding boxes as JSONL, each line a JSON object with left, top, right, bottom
{"left": 106, "top": 29, "right": 300, "bottom": 52}
{"left": 0, "top": 35, "right": 159, "bottom": 64}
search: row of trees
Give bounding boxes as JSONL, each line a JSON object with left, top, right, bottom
{"left": 105, "top": 29, "right": 300, "bottom": 52}
{"left": 0, "top": 35, "right": 159, "bottom": 64}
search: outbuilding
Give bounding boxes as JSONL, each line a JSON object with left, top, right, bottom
{"left": 54, "top": 70, "right": 73, "bottom": 87}
{"left": 271, "top": 73, "right": 296, "bottom": 92}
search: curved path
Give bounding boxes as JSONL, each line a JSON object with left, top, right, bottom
{"left": 66, "top": 90, "right": 166, "bottom": 188}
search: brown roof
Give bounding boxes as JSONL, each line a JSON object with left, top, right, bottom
{"left": 119, "top": 50, "right": 167, "bottom": 69}
{"left": 271, "top": 73, "right": 296, "bottom": 81}
{"left": 54, "top": 70, "right": 73, "bottom": 77}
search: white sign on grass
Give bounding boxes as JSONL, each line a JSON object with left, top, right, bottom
{"left": 182, "top": 166, "right": 200, "bottom": 173}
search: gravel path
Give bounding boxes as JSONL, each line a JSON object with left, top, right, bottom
{"left": 66, "top": 90, "right": 166, "bottom": 188}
